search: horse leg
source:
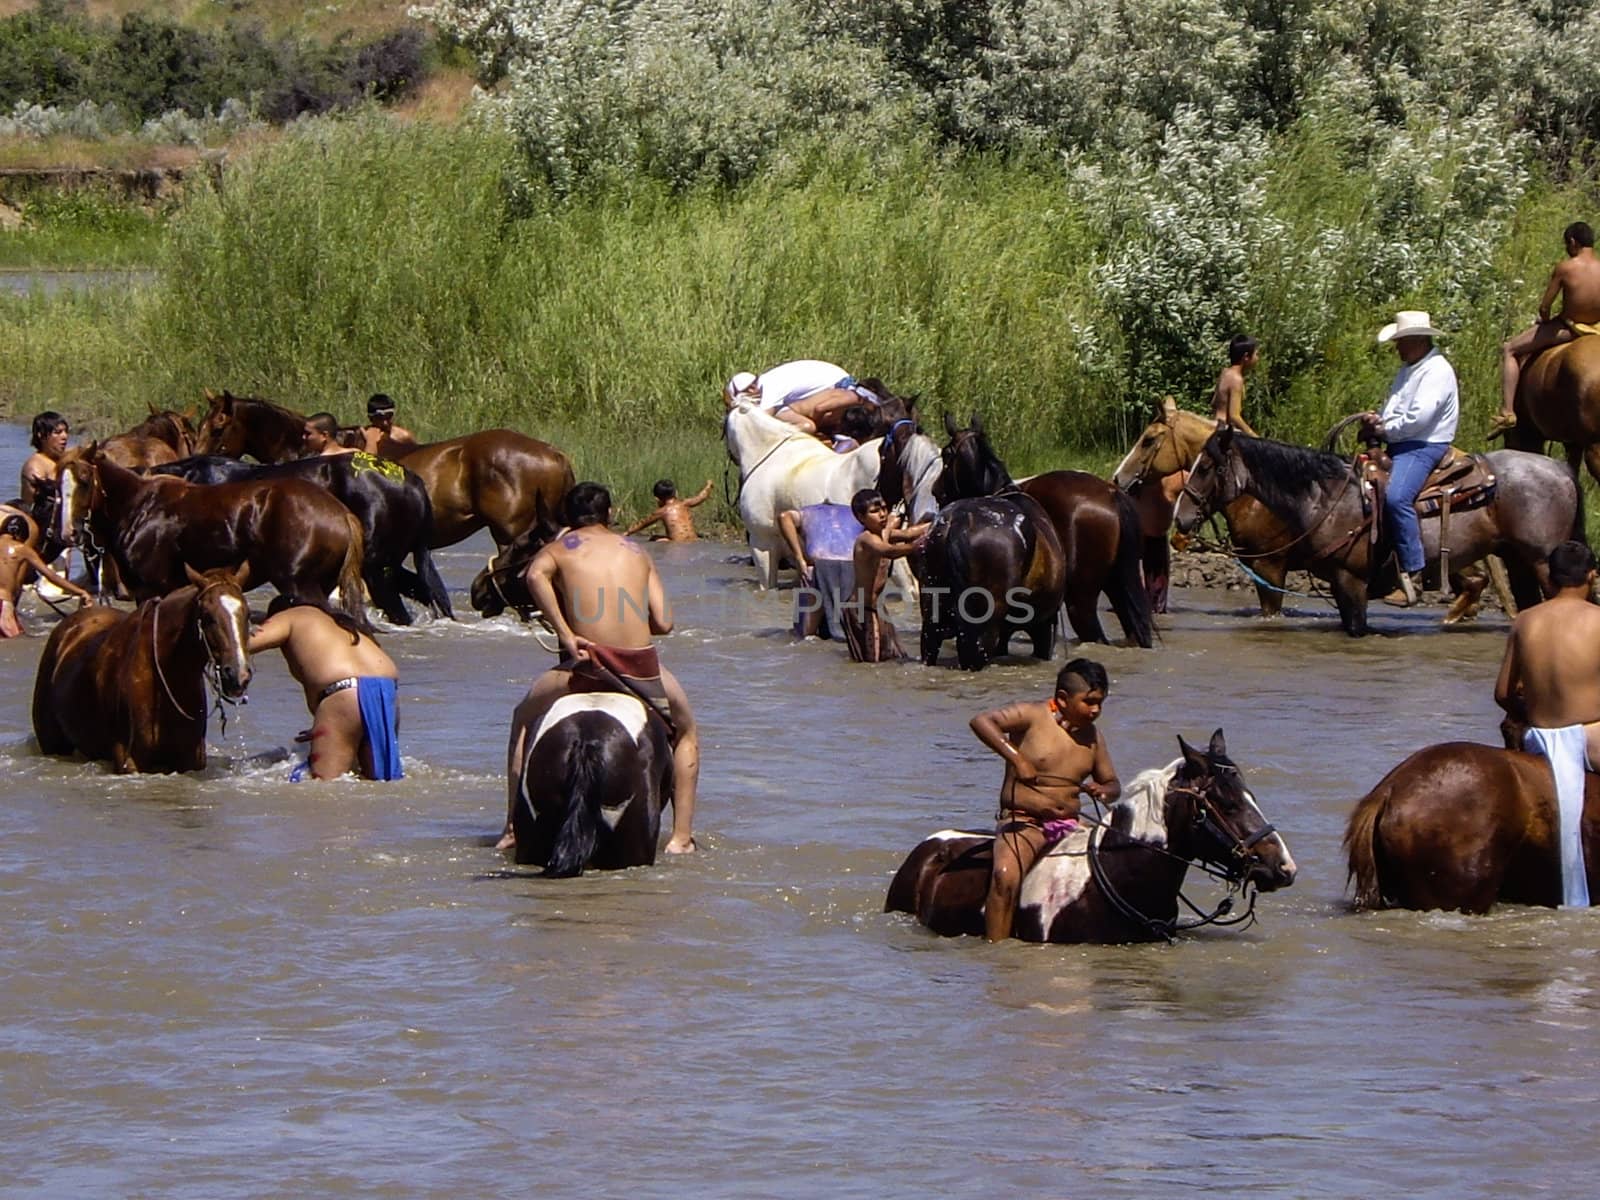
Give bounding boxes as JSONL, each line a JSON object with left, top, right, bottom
{"left": 956, "top": 623, "right": 986, "bottom": 671}
{"left": 750, "top": 542, "right": 777, "bottom": 590}
{"left": 1141, "top": 534, "right": 1169, "bottom": 614}
{"left": 367, "top": 569, "right": 413, "bottom": 626}
{"left": 1442, "top": 565, "right": 1487, "bottom": 625}
{"left": 1028, "top": 609, "right": 1056, "bottom": 660}
{"left": 1331, "top": 569, "right": 1369, "bottom": 637}
{"left": 1250, "top": 555, "right": 1288, "bottom": 618}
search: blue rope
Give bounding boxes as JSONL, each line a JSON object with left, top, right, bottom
{"left": 1230, "top": 555, "right": 1318, "bottom": 600}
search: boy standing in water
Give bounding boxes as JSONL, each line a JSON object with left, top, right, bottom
{"left": 624, "top": 479, "right": 714, "bottom": 541}
{"left": 971, "top": 659, "right": 1121, "bottom": 942}
{"left": 841, "top": 488, "right": 929, "bottom": 663}
{"left": 0, "top": 514, "right": 90, "bottom": 636}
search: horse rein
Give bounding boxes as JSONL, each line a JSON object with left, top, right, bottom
{"left": 1181, "top": 446, "right": 1364, "bottom": 562}
{"left": 148, "top": 582, "right": 246, "bottom": 731}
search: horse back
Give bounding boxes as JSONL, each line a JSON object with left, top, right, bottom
{"left": 32, "top": 605, "right": 141, "bottom": 762}
{"left": 1019, "top": 472, "right": 1116, "bottom": 582}
{"left": 885, "top": 831, "right": 992, "bottom": 938}
{"left": 1521, "top": 334, "right": 1600, "bottom": 441}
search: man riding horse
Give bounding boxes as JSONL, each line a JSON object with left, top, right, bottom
{"left": 1494, "top": 221, "right": 1600, "bottom": 436}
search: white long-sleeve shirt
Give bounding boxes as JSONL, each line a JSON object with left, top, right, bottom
{"left": 1379, "top": 348, "right": 1458, "bottom": 444}
{"left": 754, "top": 360, "right": 851, "bottom": 410}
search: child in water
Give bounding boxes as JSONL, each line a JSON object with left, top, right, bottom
{"left": 624, "top": 479, "right": 714, "bottom": 542}
{"left": 0, "top": 514, "right": 91, "bottom": 637}
{"left": 841, "top": 488, "right": 929, "bottom": 663}
{"left": 970, "top": 659, "right": 1121, "bottom": 941}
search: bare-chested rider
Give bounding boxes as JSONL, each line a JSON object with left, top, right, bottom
{"left": 361, "top": 394, "right": 418, "bottom": 458}
{"left": 1494, "top": 540, "right": 1600, "bottom": 906}
{"left": 1495, "top": 221, "right": 1600, "bottom": 435}
{"left": 249, "top": 598, "right": 403, "bottom": 781}
{"left": 501, "top": 481, "right": 699, "bottom": 854}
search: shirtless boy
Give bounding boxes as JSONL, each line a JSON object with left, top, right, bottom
{"left": 971, "top": 659, "right": 1121, "bottom": 942}
{"left": 361, "top": 394, "right": 418, "bottom": 458}
{"left": 248, "top": 598, "right": 403, "bottom": 781}
{"left": 21, "top": 410, "right": 70, "bottom": 506}
{"left": 502, "top": 482, "right": 699, "bottom": 854}
{"left": 0, "top": 514, "right": 90, "bottom": 636}
{"left": 303, "top": 412, "right": 355, "bottom": 457}
{"left": 1495, "top": 221, "right": 1600, "bottom": 434}
{"left": 1494, "top": 541, "right": 1600, "bottom": 905}
{"left": 1212, "top": 335, "right": 1260, "bottom": 436}
{"left": 624, "top": 479, "right": 714, "bottom": 541}
{"left": 841, "top": 488, "right": 929, "bottom": 663}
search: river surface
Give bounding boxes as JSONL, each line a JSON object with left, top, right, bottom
{"left": 1, "top": 421, "right": 1596, "bottom": 1196}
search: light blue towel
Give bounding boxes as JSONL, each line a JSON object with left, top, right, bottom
{"left": 1524, "top": 725, "right": 1590, "bottom": 907}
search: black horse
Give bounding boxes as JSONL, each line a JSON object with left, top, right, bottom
{"left": 153, "top": 453, "right": 453, "bottom": 625}
{"left": 468, "top": 506, "right": 561, "bottom": 619}
{"left": 513, "top": 689, "right": 675, "bottom": 875}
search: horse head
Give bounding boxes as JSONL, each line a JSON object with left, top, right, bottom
{"left": 1172, "top": 425, "right": 1242, "bottom": 533}
{"left": 55, "top": 442, "right": 102, "bottom": 547}
{"left": 936, "top": 412, "right": 1012, "bottom": 503}
{"left": 183, "top": 562, "right": 253, "bottom": 700}
{"left": 197, "top": 389, "right": 243, "bottom": 457}
{"left": 876, "top": 418, "right": 915, "bottom": 508}
{"left": 1113, "top": 398, "right": 1215, "bottom": 490}
{"left": 470, "top": 512, "right": 562, "bottom": 618}
{"left": 1163, "top": 729, "right": 1296, "bottom": 892}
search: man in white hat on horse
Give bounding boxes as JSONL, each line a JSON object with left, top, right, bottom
{"left": 1357, "top": 310, "right": 1460, "bottom": 607}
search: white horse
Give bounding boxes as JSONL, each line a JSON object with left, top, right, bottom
{"left": 723, "top": 399, "right": 891, "bottom": 588}
{"left": 880, "top": 421, "right": 943, "bottom": 524}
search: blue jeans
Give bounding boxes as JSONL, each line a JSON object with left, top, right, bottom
{"left": 1385, "top": 440, "right": 1449, "bottom": 573}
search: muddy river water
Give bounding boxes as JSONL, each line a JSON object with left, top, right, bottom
{"left": 1, "top": 421, "right": 1596, "bottom": 1196}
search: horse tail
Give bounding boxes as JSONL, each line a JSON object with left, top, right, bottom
{"left": 1343, "top": 784, "right": 1389, "bottom": 910}
{"left": 544, "top": 727, "right": 609, "bottom": 878}
{"left": 1107, "top": 488, "right": 1156, "bottom": 648}
{"left": 335, "top": 510, "right": 370, "bottom": 631}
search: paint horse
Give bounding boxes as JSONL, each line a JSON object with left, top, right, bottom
{"left": 1345, "top": 741, "right": 1600, "bottom": 913}
{"left": 887, "top": 731, "right": 1297, "bottom": 943}
{"left": 512, "top": 690, "right": 675, "bottom": 876}
{"left": 58, "top": 445, "right": 368, "bottom": 627}
{"left": 32, "top": 564, "right": 252, "bottom": 773}
{"left": 1173, "top": 426, "right": 1572, "bottom": 636}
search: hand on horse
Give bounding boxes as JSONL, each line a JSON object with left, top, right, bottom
{"left": 564, "top": 634, "right": 595, "bottom": 663}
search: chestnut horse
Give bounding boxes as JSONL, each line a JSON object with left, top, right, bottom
{"left": 154, "top": 453, "right": 453, "bottom": 625}
{"left": 1345, "top": 741, "right": 1600, "bottom": 912}
{"left": 58, "top": 446, "right": 368, "bottom": 626}
{"left": 100, "top": 407, "right": 198, "bottom": 471}
{"left": 886, "top": 730, "right": 1297, "bottom": 943}
{"left": 1173, "top": 426, "right": 1568, "bottom": 636}
{"left": 934, "top": 414, "right": 1153, "bottom": 648}
{"left": 31, "top": 564, "right": 252, "bottom": 773}
{"left": 1506, "top": 334, "right": 1600, "bottom": 538}
{"left": 196, "top": 391, "right": 574, "bottom": 550}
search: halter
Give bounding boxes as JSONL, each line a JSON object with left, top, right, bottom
{"left": 1121, "top": 421, "right": 1176, "bottom": 490}
{"left": 1180, "top": 441, "right": 1363, "bottom": 561}
{"left": 149, "top": 580, "right": 247, "bottom": 733}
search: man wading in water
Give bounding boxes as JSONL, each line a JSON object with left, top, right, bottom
{"left": 501, "top": 482, "right": 700, "bottom": 854}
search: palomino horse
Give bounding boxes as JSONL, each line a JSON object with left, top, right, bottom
{"left": 512, "top": 690, "right": 675, "bottom": 876}
{"left": 1507, "top": 334, "right": 1600, "bottom": 537}
{"left": 886, "top": 730, "right": 1297, "bottom": 943}
{"left": 99, "top": 408, "right": 198, "bottom": 471}
{"left": 1172, "top": 426, "right": 1570, "bottom": 636}
{"left": 154, "top": 453, "right": 452, "bottom": 625}
{"left": 723, "top": 398, "right": 896, "bottom": 588}
{"left": 936, "top": 414, "right": 1154, "bottom": 647}
{"left": 195, "top": 390, "right": 575, "bottom": 550}
{"left": 58, "top": 445, "right": 368, "bottom": 626}
{"left": 1345, "top": 741, "right": 1600, "bottom": 912}
{"left": 31, "top": 564, "right": 252, "bottom": 773}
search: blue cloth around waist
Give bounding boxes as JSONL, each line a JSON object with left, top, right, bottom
{"left": 359, "top": 676, "right": 403, "bottom": 781}
{"left": 800, "top": 503, "right": 864, "bottom": 562}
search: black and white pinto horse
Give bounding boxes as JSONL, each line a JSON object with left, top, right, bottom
{"left": 515, "top": 690, "right": 675, "bottom": 876}
{"left": 885, "top": 731, "right": 1297, "bottom": 943}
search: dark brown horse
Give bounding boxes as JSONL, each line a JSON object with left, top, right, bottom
{"left": 1173, "top": 426, "right": 1568, "bottom": 635}
{"left": 31, "top": 564, "right": 252, "bottom": 773}
{"left": 195, "top": 390, "right": 311, "bottom": 464}
{"left": 58, "top": 445, "right": 368, "bottom": 626}
{"left": 934, "top": 414, "right": 1153, "bottom": 648}
{"left": 100, "top": 407, "right": 199, "bottom": 471}
{"left": 1345, "top": 741, "right": 1600, "bottom": 912}
{"left": 886, "top": 730, "right": 1297, "bottom": 943}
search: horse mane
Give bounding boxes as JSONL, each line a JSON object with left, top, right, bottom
{"left": 1108, "top": 759, "right": 1182, "bottom": 845}
{"left": 1232, "top": 434, "right": 1350, "bottom": 512}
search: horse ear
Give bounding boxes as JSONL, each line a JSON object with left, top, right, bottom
{"left": 220, "top": 391, "right": 236, "bottom": 412}
{"left": 1177, "top": 734, "right": 1207, "bottom": 774}
{"left": 943, "top": 411, "right": 959, "bottom": 439}
{"left": 1160, "top": 395, "right": 1177, "bottom": 423}
{"left": 183, "top": 562, "right": 206, "bottom": 587}
{"left": 231, "top": 561, "right": 251, "bottom": 589}
{"left": 146, "top": 401, "right": 159, "bottom": 416}
{"left": 1208, "top": 728, "right": 1227, "bottom": 758}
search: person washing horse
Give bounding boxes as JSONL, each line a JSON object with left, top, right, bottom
{"left": 0, "top": 514, "right": 91, "bottom": 637}
{"left": 1494, "top": 540, "right": 1600, "bottom": 907}
{"left": 1494, "top": 221, "right": 1600, "bottom": 437}
{"left": 501, "top": 482, "right": 700, "bottom": 855}
{"left": 971, "top": 660, "right": 1121, "bottom": 943}
{"left": 361, "top": 394, "right": 418, "bottom": 458}
{"left": 1356, "top": 310, "right": 1460, "bottom": 608}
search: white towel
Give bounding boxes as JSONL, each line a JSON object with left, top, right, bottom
{"left": 1524, "top": 725, "right": 1592, "bottom": 907}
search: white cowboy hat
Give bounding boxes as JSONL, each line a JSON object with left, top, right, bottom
{"left": 724, "top": 371, "right": 758, "bottom": 401}
{"left": 1376, "top": 310, "right": 1445, "bottom": 343}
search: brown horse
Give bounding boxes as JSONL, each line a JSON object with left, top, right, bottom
{"left": 100, "top": 407, "right": 199, "bottom": 471}
{"left": 196, "top": 391, "right": 574, "bottom": 550}
{"left": 887, "top": 730, "right": 1297, "bottom": 943}
{"left": 1345, "top": 741, "right": 1600, "bottom": 912}
{"left": 32, "top": 564, "right": 252, "bottom": 773}
{"left": 58, "top": 445, "right": 368, "bottom": 626}
{"left": 1507, "top": 334, "right": 1600, "bottom": 538}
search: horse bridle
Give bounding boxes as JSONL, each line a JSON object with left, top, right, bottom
{"left": 1180, "top": 441, "right": 1364, "bottom": 561}
{"left": 721, "top": 403, "right": 804, "bottom": 507}
{"left": 1123, "top": 421, "right": 1176, "bottom": 490}
{"left": 148, "top": 580, "right": 248, "bottom": 729}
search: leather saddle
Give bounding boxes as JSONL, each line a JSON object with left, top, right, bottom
{"left": 1357, "top": 445, "right": 1497, "bottom": 518}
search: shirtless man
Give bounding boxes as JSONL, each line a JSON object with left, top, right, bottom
{"left": 624, "top": 479, "right": 714, "bottom": 541}
{"left": 724, "top": 361, "right": 877, "bottom": 436}
{"left": 20, "top": 410, "right": 70, "bottom": 507}
{"left": 501, "top": 481, "right": 699, "bottom": 854}
{"left": 1494, "top": 221, "right": 1600, "bottom": 435}
{"left": 1212, "top": 335, "right": 1260, "bottom": 436}
{"left": 361, "top": 394, "right": 418, "bottom": 458}
{"left": 1494, "top": 540, "right": 1600, "bottom": 906}
{"left": 248, "top": 598, "right": 403, "bottom": 781}
{"left": 971, "top": 659, "right": 1121, "bottom": 942}
{"left": 841, "top": 488, "right": 929, "bottom": 663}
{"left": 302, "top": 412, "right": 355, "bottom": 457}
{"left": 0, "top": 514, "right": 90, "bottom": 637}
